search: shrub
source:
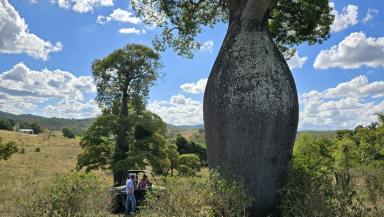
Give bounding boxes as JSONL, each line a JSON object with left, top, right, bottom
{"left": 18, "top": 172, "right": 110, "bottom": 217}
{"left": 137, "top": 170, "right": 253, "bottom": 217}
{"left": 34, "top": 148, "right": 40, "bottom": 152}
{"left": 178, "top": 154, "right": 201, "bottom": 176}
{"left": 0, "top": 140, "right": 19, "bottom": 160}
{"left": 62, "top": 128, "right": 75, "bottom": 139}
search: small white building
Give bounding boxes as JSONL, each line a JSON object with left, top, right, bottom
{"left": 17, "top": 129, "right": 34, "bottom": 134}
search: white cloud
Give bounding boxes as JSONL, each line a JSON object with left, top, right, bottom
{"left": 299, "top": 75, "right": 384, "bottom": 130}
{"left": 200, "top": 40, "right": 214, "bottom": 53}
{"left": 57, "top": 0, "right": 113, "bottom": 13}
{"left": 329, "top": 2, "right": 358, "bottom": 32}
{"left": 43, "top": 99, "right": 100, "bottom": 119}
{"left": 0, "top": 0, "right": 62, "bottom": 60}
{"left": 287, "top": 51, "right": 307, "bottom": 70}
{"left": 170, "top": 94, "right": 187, "bottom": 105}
{"left": 57, "top": 0, "right": 69, "bottom": 9}
{"left": 97, "top": 8, "right": 141, "bottom": 24}
{"left": 147, "top": 94, "right": 203, "bottom": 125}
{"left": 363, "top": 8, "right": 379, "bottom": 23}
{"left": 180, "top": 79, "right": 207, "bottom": 94}
{"left": 118, "top": 28, "right": 145, "bottom": 35}
{"left": 314, "top": 32, "right": 384, "bottom": 69}
{"left": 0, "top": 63, "right": 98, "bottom": 118}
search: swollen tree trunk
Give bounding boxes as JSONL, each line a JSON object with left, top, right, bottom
{"left": 204, "top": 0, "right": 298, "bottom": 216}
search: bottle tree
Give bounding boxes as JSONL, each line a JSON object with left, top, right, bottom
{"left": 131, "top": 0, "right": 333, "bottom": 215}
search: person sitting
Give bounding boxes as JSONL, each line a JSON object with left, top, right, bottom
{"left": 138, "top": 174, "right": 152, "bottom": 189}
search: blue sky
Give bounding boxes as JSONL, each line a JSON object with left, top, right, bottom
{"left": 0, "top": 0, "right": 384, "bottom": 130}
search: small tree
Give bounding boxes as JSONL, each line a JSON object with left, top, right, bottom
{"left": 178, "top": 154, "right": 201, "bottom": 176}
{"left": 165, "top": 144, "right": 179, "bottom": 176}
{"left": 0, "top": 139, "right": 18, "bottom": 161}
{"left": 62, "top": 128, "right": 75, "bottom": 139}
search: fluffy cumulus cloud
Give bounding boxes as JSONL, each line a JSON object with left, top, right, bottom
{"left": 43, "top": 99, "right": 100, "bottom": 119}
{"left": 57, "top": 0, "right": 113, "bottom": 13}
{"left": 314, "top": 32, "right": 384, "bottom": 69}
{"left": 180, "top": 79, "right": 207, "bottom": 94}
{"left": 200, "top": 40, "right": 214, "bottom": 53}
{"left": 97, "top": 8, "right": 141, "bottom": 24}
{"left": 147, "top": 94, "right": 203, "bottom": 125}
{"left": 0, "top": 0, "right": 62, "bottom": 60}
{"left": 299, "top": 75, "right": 384, "bottom": 130}
{"left": 287, "top": 51, "right": 307, "bottom": 70}
{"left": 118, "top": 28, "right": 146, "bottom": 35}
{"left": 329, "top": 2, "right": 358, "bottom": 32}
{"left": 0, "top": 63, "right": 99, "bottom": 118}
{"left": 363, "top": 8, "right": 379, "bottom": 23}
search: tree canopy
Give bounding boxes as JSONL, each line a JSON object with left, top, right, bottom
{"left": 131, "top": 0, "right": 334, "bottom": 57}
{"left": 92, "top": 44, "right": 161, "bottom": 112}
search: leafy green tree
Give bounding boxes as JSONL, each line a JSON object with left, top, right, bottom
{"left": 91, "top": 44, "right": 161, "bottom": 186}
{"left": 0, "top": 139, "right": 18, "bottom": 161}
{"left": 165, "top": 144, "right": 179, "bottom": 176}
{"left": 178, "top": 154, "right": 201, "bottom": 176}
{"left": 0, "top": 119, "right": 15, "bottom": 131}
{"left": 62, "top": 127, "right": 75, "bottom": 139}
{"left": 175, "top": 135, "right": 207, "bottom": 164}
{"left": 77, "top": 113, "right": 116, "bottom": 171}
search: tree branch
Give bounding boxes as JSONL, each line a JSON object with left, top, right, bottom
{"left": 241, "top": 0, "right": 274, "bottom": 23}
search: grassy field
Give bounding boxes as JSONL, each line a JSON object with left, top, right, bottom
{"left": 0, "top": 130, "right": 105, "bottom": 216}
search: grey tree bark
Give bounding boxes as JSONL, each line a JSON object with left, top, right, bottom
{"left": 204, "top": 0, "right": 299, "bottom": 216}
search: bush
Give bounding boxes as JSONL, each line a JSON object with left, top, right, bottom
{"left": 137, "top": 170, "right": 253, "bottom": 217}
{"left": 62, "top": 128, "right": 75, "bottom": 139}
{"left": 18, "top": 172, "right": 110, "bottom": 217}
{"left": 178, "top": 154, "right": 201, "bottom": 176}
{"left": 34, "top": 148, "right": 40, "bottom": 152}
{"left": 0, "top": 140, "right": 19, "bottom": 160}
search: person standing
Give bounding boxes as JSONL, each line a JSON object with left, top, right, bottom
{"left": 125, "top": 175, "right": 136, "bottom": 214}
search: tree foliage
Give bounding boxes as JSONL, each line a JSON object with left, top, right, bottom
{"left": 175, "top": 135, "right": 207, "bottom": 164}
{"left": 131, "top": 0, "right": 334, "bottom": 57}
{"left": 92, "top": 44, "right": 161, "bottom": 112}
{"left": 77, "top": 111, "right": 169, "bottom": 174}
{"left": 0, "top": 138, "right": 18, "bottom": 161}
{"left": 178, "top": 153, "right": 201, "bottom": 176}
{"left": 0, "top": 119, "right": 15, "bottom": 131}
{"left": 62, "top": 128, "right": 75, "bottom": 139}
{"left": 281, "top": 113, "right": 384, "bottom": 216}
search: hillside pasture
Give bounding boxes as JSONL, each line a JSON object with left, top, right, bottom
{"left": 0, "top": 130, "right": 82, "bottom": 216}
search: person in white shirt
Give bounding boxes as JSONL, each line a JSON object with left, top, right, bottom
{"left": 125, "top": 175, "right": 136, "bottom": 214}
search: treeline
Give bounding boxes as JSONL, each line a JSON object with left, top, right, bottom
{"left": 0, "top": 111, "right": 93, "bottom": 134}
{"left": 282, "top": 113, "right": 384, "bottom": 216}
{"left": 0, "top": 118, "right": 42, "bottom": 134}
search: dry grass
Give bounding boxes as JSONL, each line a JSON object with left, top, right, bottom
{"left": 0, "top": 130, "right": 114, "bottom": 216}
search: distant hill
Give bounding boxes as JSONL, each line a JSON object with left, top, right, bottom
{"left": 0, "top": 111, "right": 94, "bottom": 133}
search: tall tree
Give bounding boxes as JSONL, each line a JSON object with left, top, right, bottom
{"left": 131, "top": 1, "right": 333, "bottom": 216}
{"left": 90, "top": 44, "right": 161, "bottom": 211}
